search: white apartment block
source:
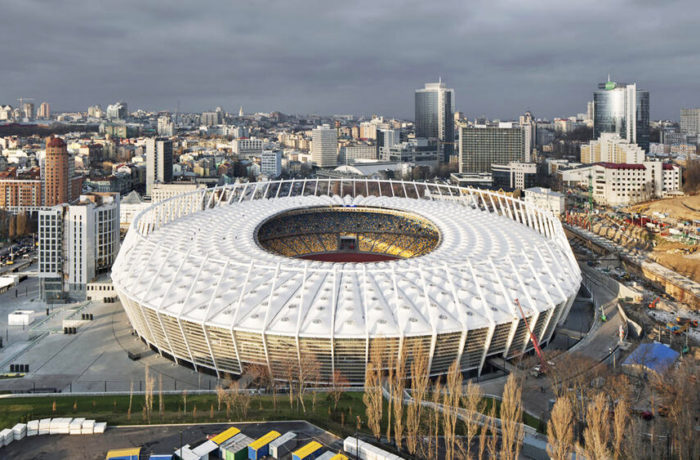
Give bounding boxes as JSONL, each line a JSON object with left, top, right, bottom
{"left": 680, "top": 108, "right": 700, "bottom": 136}
{"left": 261, "top": 150, "right": 282, "bottom": 177}
{"left": 339, "top": 144, "right": 377, "bottom": 164}
{"left": 580, "top": 133, "right": 645, "bottom": 164}
{"left": 558, "top": 162, "right": 682, "bottom": 206}
{"left": 524, "top": 187, "right": 566, "bottom": 216}
{"left": 151, "top": 182, "right": 204, "bottom": 203}
{"left": 232, "top": 138, "right": 263, "bottom": 157}
{"left": 312, "top": 124, "right": 338, "bottom": 168}
{"left": 39, "top": 192, "right": 120, "bottom": 302}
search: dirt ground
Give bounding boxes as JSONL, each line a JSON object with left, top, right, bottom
{"left": 625, "top": 194, "right": 700, "bottom": 223}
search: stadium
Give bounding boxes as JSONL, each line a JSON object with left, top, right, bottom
{"left": 111, "top": 179, "right": 581, "bottom": 384}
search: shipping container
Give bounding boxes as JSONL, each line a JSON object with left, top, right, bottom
{"left": 211, "top": 426, "right": 241, "bottom": 445}
{"left": 269, "top": 431, "right": 297, "bottom": 458}
{"left": 292, "top": 441, "right": 323, "bottom": 460}
{"left": 248, "top": 430, "right": 281, "bottom": 459}
{"left": 316, "top": 452, "right": 348, "bottom": 460}
{"left": 220, "top": 434, "right": 254, "bottom": 460}
{"left": 105, "top": 447, "right": 141, "bottom": 460}
{"left": 174, "top": 444, "right": 201, "bottom": 460}
{"left": 149, "top": 455, "right": 173, "bottom": 460}
{"left": 343, "top": 437, "right": 404, "bottom": 460}
{"left": 192, "top": 440, "right": 219, "bottom": 458}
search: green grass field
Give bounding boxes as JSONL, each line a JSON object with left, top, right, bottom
{"left": 0, "top": 390, "right": 542, "bottom": 436}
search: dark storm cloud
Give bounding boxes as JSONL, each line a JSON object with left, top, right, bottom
{"left": 1, "top": 0, "right": 698, "bottom": 119}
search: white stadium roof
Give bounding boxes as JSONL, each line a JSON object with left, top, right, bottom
{"left": 113, "top": 192, "right": 580, "bottom": 339}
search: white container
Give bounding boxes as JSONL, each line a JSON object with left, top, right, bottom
{"left": 0, "top": 428, "right": 13, "bottom": 447}
{"left": 69, "top": 418, "right": 85, "bottom": 435}
{"left": 38, "top": 418, "right": 51, "bottom": 435}
{"left": 8, "top": 310, "right": 32, "bottom": 326}
{"left": 12, "top": 423, "right": 27, "bottom": 441}
{"left": 93, "top": 422, "right": 106, "bottom": 434}
{"left": 50, "top": 417, "right": 72, "bottom": 435}
{"left": 81, "top": 419, "right": 95, "bottom": 435}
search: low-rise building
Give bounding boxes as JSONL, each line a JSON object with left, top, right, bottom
{"left": 558, "top": 161, "right": 682, "bottom": 206}
{"left": 491, "top": 162, "right": 537, "bottom": 190}
{"left": 151, "top": 182, "right": 205, "bottom": 203}
{"left": 524, "top": 187, "right": 566, "bottom": 216}
{"left": 449, "top": 172, "right": 493, "bottom": 189}
{"left": 232, "top": 138, "right": 263, "bottom": 157}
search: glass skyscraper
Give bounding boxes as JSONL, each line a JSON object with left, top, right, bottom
{"left": 593, "top": 81, "right": 650, "bottom": 153}
{"left": 415, "top": 81, "right": 454, "bottom": 162}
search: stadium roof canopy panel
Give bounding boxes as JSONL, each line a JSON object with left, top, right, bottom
{"left": 112, "top": 179, "right": 581, "bottom": 382}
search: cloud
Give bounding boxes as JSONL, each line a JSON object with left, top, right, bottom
{"left": 0, "top": 0, "right": 697, "bottom": 119}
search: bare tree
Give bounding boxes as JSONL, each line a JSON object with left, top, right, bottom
{"left": 651, "top": 360, "right": 699, "bottom": 460}
{"left": 331, "top": 369, "right": 349, "bottom": 410}
{"left": 583, "top": 392, "right": 611, "bottom": 460}
{"left": 461, "top": 380, "right": 484, "bottom": 459}
{"left": 385, "top": 347, "right": 395, "bottom": 444}
{"left": 127, "top": 380, "right": 133, "bottom": 420}
{"left": 248, "top": 363, "right": 277, "bottom": 410}
{"left": 392, "top": 345, "right": 407, "bottom": 451}
{"left": 158, "top": 374, "right": 164, "bottom": 417}
{"left": 143, "top": 365, "right": 155, "bottom": 423}
{"left": 428, "top": 379, "right": 442, "bottom": 460}
{"left": 612, "top": 398, "right": 628, "bottom": 460}
{"left": 363, "top": 360, "right": 383, "bottom": 440}
{"left": 405, "top": 342, "right": 429, "bottom": 456}
{"left": 282, "top": 358, "right": 296, "bottom": 410}
{"left": 443, "top": 360, "right": 461, "bottom": 460}
{"left": 486, "top": 404, "right": 498, "bottom": 460}
{"left": 499, "top": 373, "right": 524, "bottom": 460}
{"left": 547, "top": 397, "right": 574, "bottom": 460}
{"left": 297, "top": 351, "right": 320, "bottom": 413}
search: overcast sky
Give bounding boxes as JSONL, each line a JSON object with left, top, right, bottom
{"left": 1, "top": 0, "right": 698, "bottom": 120}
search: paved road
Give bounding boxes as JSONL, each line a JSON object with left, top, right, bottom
{"left": 477, "top": 275, "right": 622, "bottom": 419}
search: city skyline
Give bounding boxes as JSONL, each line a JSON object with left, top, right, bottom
{"left": 1, "top": 1, "right": 698, "bottom": 120}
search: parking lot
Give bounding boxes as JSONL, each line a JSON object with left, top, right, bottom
{"left": 2, "top": 420, "right": 343, "bottom": 460}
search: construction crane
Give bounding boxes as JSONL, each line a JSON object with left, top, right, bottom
{"left": 514, "top": 298, "right": 547, "bottom": 374}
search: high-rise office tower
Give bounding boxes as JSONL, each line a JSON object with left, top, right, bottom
{"left": 106, "top": 101, "right": 128, "bottom": 120}
{"left": 680, "top": 108, "right": 700, "bottom": 136}
{"left": 311, "top": 124, "right": 338, "bottom": 168}
{"left": 146, "top": 138, "right": 173, "bottom": 196}
{"left": 157, "top": 115, "right": 174, "bottom": 136}
{"left": 376, "top": 128, "right": 400, "bottom": 157}
{"left": 586, "top": 101, "right": 595, "bottom": 122}
{"left": 44, "top": 136, "right": 70, "bottom": 206}
{"left": 22, "top": 102, "right": 35, "bottom": 120}
{"left": 39, "top": 192, "right": 120, "bottom": 302}
{"left": 519, "top": 111, "right": 536, "bottom": 162}
{"left": 37, "top": 102, "right": 50, "bottom": 119}
{"left": 593, "top": 80, "right": 650, "bottom": 152}
{"left": 415, "top": 80, "right": 455, "bottom": 162}
{"left": 458, "top": 124, "right": 526, "bottom": 174}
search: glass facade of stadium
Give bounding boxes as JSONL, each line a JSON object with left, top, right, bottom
{"left": 112, "top": 179, "right": 580, "bottom": 384}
